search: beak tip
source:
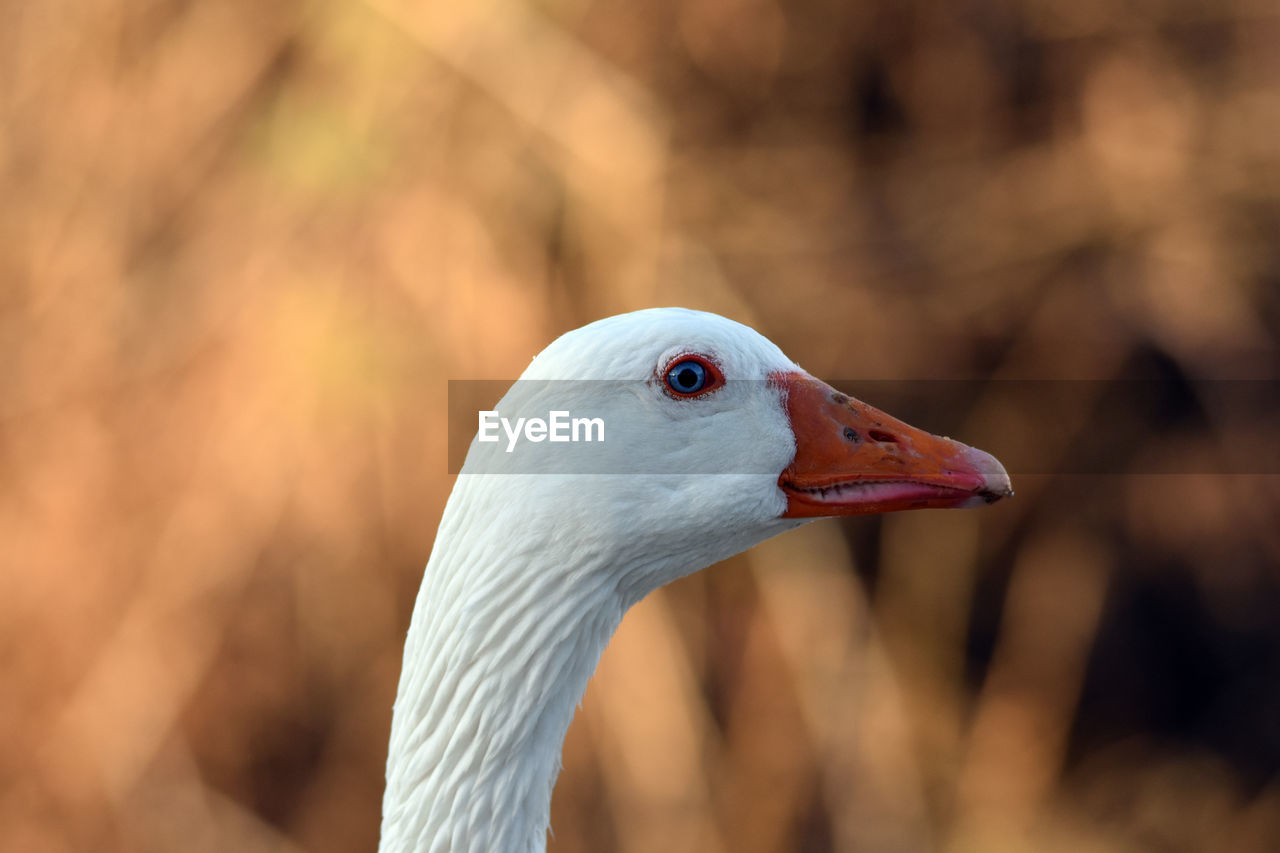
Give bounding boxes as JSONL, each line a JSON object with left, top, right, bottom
{"left": 962, "top": 445, "right": 1013, "bottom": 504}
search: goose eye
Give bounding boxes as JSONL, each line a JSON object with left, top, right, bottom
{"left": 663, "top": 356, "right": 721, "bottom": 397}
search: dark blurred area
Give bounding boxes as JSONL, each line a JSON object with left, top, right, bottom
{"left": 3, "top": 0, "right": 1279, "bottom": 851}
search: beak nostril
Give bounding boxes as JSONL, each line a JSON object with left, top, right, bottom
{"left": 842, "top": 427, "right": 861, "bottom": 443}
{"left": 868, "top": 430, "right": 898, "bottom": 444}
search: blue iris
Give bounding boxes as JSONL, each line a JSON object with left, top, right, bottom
{"left": 666, "top": 359, "right": 708, "bottom": 394}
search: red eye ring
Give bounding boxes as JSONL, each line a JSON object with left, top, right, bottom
{"left": 662, "top": 353, "right": 725, "bottom": 398}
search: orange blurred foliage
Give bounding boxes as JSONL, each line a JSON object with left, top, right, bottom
{"left": 3, "top": 1, "right": 1279, "bottom": 851}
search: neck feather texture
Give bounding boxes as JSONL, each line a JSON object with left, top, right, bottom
{"left": 379, "top": 481, "right": 631, "bottom": 853}
{"left": 380, "top": 467, "right": 797, "bottom": 852}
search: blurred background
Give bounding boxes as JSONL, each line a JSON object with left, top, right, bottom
{"left": 4, "top": 0, "right": 1280, "bottom": 850}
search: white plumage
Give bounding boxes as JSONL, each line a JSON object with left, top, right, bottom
{"left": 380, "top": 308, "right": 1010, "bottom": 853}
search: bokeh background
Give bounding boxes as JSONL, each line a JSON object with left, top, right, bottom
{"left": 5, "top": 0, "right": 1280, "bottom": 851}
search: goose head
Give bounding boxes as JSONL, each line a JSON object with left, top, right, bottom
{"left": 462, "top": 307, "right": 1010, "bottom": 597}
{"left": 382, "top": 307, "right": 1011, "bottom": 852}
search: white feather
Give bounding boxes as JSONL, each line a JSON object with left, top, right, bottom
{"left": 380, "top": 309, "right": 811, "bottom": 852}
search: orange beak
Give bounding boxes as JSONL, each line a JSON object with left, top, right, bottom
{"left": 776, "top": 372, "right": 1013, "bottom": 517}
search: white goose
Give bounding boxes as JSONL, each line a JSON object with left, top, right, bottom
{"left": 380, "top": 308, "right": 1011, "bottom": 853}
